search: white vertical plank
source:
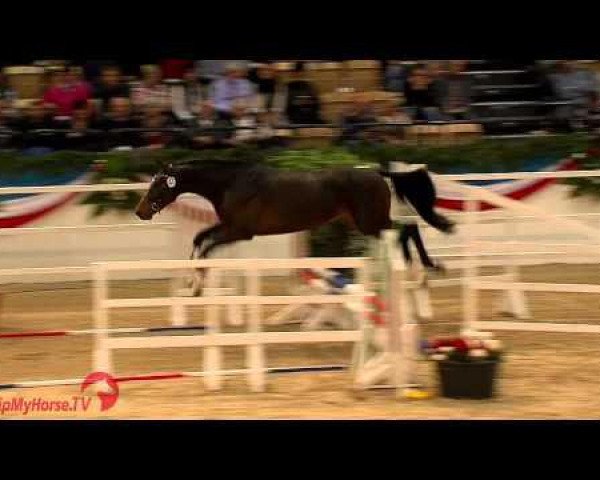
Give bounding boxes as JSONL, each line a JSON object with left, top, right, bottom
{"left": 92, "top": 265, "right": 112, "bottom": 373}
{"left": 246, "top": 268, "right": 266, "bottom": 392}
{"left": 203, "top": 269, "right": 222, "bottom": 391}
{"left": 350, "top": 263, "right": 370, "bottom": 380}
{"left": 463, "top": 194, "right": 480, "bottom": 331}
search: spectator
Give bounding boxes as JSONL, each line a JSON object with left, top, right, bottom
{"left": 140, "top": 104, "right": 177, "bottom": 148}
{"left": 375, "top": 102, "right": 412, "bottom": 145}
{"left": 0, "top": 73, "right": 18, "bottom": 115}
{"left": 275, "top": 61, "right": 324, "bottom": 125}
{"left": 195, "top": 60, "right": 252, "bottom": 92}
{"left": 57, "top": 100, "right": 104, "bottom": 151}
{"left": 403, "top": 65, "right": 445, "bottom": 121}
{"left": 339, "top": 93, "right": 378, "bottom": 145}
{"left": 228, "top": 101, "right": 257, "bottom": 144}
{"left": 379, "top": 102, "right": 412, "bottom": 125}
{"left": 384, "top": 61, "right": 407, "bottom": 94}
{"left": 192, "top": 100, "right": 219, "bottom": 148}
{"left": 130, "top": 64, "right": 172, "bottom": 113}
{"left": 14, "top": 100, "right": 57, "bottom": 131}
{"left": 43, "top": 67, "right": 91, "bottom": 118}
{"left": 549, "top": 61, "right": 599, "bottom": 130}
{"left": 94, "top": 64, "right": 130, "bottom": 113}
{"left": 172, "top": 66, "right": 203, "bottom": 123}
{"left": 195, "top": 100, "right": 217, "bottom": 128}
{"left": 100, "top": 97, "right": 139, "bottom": 129}
{"left": 248, "top": 63, "right": 278, "bottom": 112}
{"left": 100, "top": 97, "right": 141, "bottom": 149}
{"left": 436, "top": 60, "right": 473, "bottom": 121}
{"left": 15, "top": 100, "right": 62, "bottom": 150}
{"left": 210, "top": 62, "right": 257, "bottom": 119}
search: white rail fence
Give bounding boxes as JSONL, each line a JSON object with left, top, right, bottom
{"left": 93, "top": 257, "right": 371, "bottom": 392}
{"left": 429, "top": 170, "right": 600, "bottom": 334}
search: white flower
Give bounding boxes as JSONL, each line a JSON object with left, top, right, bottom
{"left": 462, "top": 329, "right": 493, "bottom": 340}
{"left": 431, "top": 354, "right": 447, "bottom": 361}
{"left": 469, "top": 349, "right": 489, "bottom": 358}
{"left": 438, "top": 346, "right": 455, "bottom": 353}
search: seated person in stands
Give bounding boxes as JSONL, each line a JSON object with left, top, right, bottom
{"left": 384, "top": 61, "right": 407, "bottom": 94}
{"left": 94, "top": 64, "right": 131, "bottom": 113}
{"left": 436, "top": 60, "right": 473, "bottom": 121}
{"left": 403, "top": 65, "right": 445, "bottom": 122}
{"left": 172, "top": 66, "right": 204, "bottom": 123}
{"left": 248, "top": 63, "right": 278, "bottom": 112}
{"left": 0, "top": 72, "right": 17, "bottom": 104}
{"left": 339, "top": 93, "right": 378, "bottom": 145}
{"left": 130, "top": 64, "right": 172, "bottom": 114}
{"left": 13, "top": 100, "right": 56, "bottom": 130}
{"left": 209, "top": 63, "right": 258, "bottom": 120}
{"left": 375, "top": 103, "right": 412, "bottom": 144}
{"left": 278, "top": 62, "right": 324, "bottom": 125}
{"left": 43, "top": 67, "right": 92, "bottom": 119}
{"left": 55, "top": 100, "right": 104, "bottom": 151}
{"left": 549, "top": 61, "right": 599, "bottom": 131}
{"left": 100, "top": 97, "right": 140, "bottom": 129}
{"left": 140, "top": 104, "right": 178, "bottom": 149}
{"left": 99, "top": 97, "right": 142, "bottom": 149}
{"left": 191, "top": 100, "right": 233, "bottom": 148}
{"left": 228, "top": 101, "right": 258, "bottom": 145}
{"left": 0, "top": 99, "right": 17, "bottom": 148}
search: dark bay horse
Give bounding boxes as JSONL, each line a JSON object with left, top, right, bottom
{"left": 135, "top": 161, "right": 453, "bottom": 293}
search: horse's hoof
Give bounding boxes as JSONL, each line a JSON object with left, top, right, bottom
{"left": 426, "top": 263, "right": 446, "bottom": 275}
{"left": 191, "top": 284, "right": 203, "bottom": 297}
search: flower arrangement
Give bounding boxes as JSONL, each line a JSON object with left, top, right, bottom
{"left": 423, "top": 330, "right": 503, "bottom": 363}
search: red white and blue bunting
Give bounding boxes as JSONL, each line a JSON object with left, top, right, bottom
{"left": 435, "top": 156, "right": 579, "bottom": 211}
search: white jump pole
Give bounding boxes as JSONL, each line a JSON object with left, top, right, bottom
{"left": 462, "top": 190, "right": 480, "bottom": 332}
{"left": 92, "top": 264, "right": 112, "bottom": 373}
{"left": 169, "top": 224, "right": 188, "bottom": 327}
{"left": 246, "top": 268, "right": 266, "bottom": 392}
{"left": 203, "top": 269, "right": 222, "bottom": 391}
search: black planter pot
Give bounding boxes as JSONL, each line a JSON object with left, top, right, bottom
{"left": 436, "top": 359, "right": 500, "bottom": 399}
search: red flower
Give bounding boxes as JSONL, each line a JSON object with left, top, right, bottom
{"left": 451, "top": 339, "right": 469, "bottom": 352}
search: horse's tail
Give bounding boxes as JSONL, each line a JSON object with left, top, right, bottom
{"left": 383, "top": 167, "right": 455, "bottom": 234}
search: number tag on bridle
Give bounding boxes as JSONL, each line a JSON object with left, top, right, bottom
{"left": 166, "top": 176, "right": 177, "bottom": 189}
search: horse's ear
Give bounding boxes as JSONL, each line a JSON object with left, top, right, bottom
{"left": 156, "top": 161, "right": 173, "bottom": 174}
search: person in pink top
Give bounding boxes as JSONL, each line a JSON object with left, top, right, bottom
{"left": 43, "top": 67, "right": 92, "bottom": 118}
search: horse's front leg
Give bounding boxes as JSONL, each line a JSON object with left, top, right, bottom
{"left": 191, "top": 227, "right": 252, "bottom": 297}
{"left": 187, "top": 224, "right": 221, "bottom": 291}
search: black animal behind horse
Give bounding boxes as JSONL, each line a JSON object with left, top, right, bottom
{"left": 135, "top": 161, "right": 454, "bottom": 293}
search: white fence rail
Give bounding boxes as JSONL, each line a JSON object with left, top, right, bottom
{"left": 93, "top": 256, "right": 371, "bottom": 392}
{"left": 430, "top": 170, "right": 600, "bottom": 334}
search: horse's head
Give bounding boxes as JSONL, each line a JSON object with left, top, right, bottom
{"left": 135, "top": 165, "right": 180, "bottom": 220}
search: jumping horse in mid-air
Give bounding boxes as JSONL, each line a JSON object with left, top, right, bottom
{"left": 135, "top": 160, "right": 453, "bottom": 295}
